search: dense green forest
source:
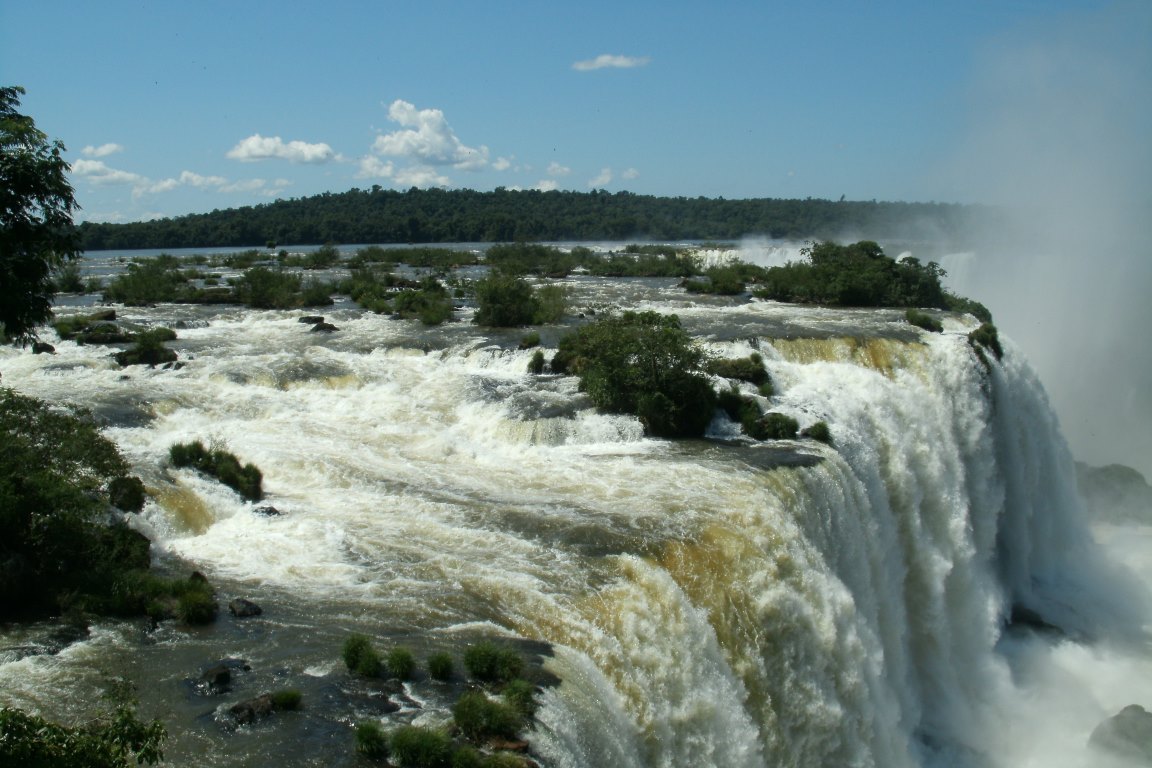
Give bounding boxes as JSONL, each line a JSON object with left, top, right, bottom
{"left": 78, "top": 187, "right": 996, "bottom": 250}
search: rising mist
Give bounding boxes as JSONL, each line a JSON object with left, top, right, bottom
{"left": 941, "top": 1, "right": 1152, "bottom": 479}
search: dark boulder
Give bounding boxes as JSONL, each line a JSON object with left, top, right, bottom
{"left": 253, "top": 505, "right": 281, "bottom": 516}
{"left": 202, "top": 664, "right": 233, "bottom": 692}
{"left": 114, "top": 346, "right": 178, "bottom": 367}
{"left": 32, "top": 341, "right": 55, "bottom": 354}
{"left": 229, "top": 598, "right": 263, "bottom": 618}
{"left": 298, "top": 315, "right": 325, "bottom": 324}
{"left": 228, "top": 694, "right": 275, "bottom": 726}
{"left": 1089, "top": 704, "right": 1152, "bottom": 763}
{"left": 310, "top": 322, "right": 339, "bottom": 333}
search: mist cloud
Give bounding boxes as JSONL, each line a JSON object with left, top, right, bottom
{"left": 944, "top": 1, "right": 1152, "bottom": 477}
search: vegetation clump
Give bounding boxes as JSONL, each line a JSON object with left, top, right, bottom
{"left": 168, "top": 440, "right": 263, "bottom": 502}
{"left": 801, "top": 421, "right": 833, "bottom": 444}
{"left": 552, "top": 311, "right": 716, "bottom": 438}
{"left": 755, "top": 240, "right": 950, "bottom": 308}
{"left": 527, "top": 349, "right": 545, "bottom": 375}
{"left": 342, "top": 634, "right": 384, "bottom": 678}
{"left": 269, "top": 689, "right": 303, "bottom": 711}
{"left": 427, "top": 651, "right": 454, "bottom": 681}
{"left": 0, "top": 699, "right": 166, "bottom": 767}
{"left": 452, "top": 690, "right": 522, "bottom": 741}
{"left": 386, "top": 647, "right": 417, "bottom": 681}
{"left": 905, "top": 308, "right": 943, "bottom": 333}
{"left": 706, "top": 352, "right": 770, "bottom": 386}
{"left": 114, "top": 328, "right": 178, "bottom": 367}
{"left": 463, "top": 641, "right": 524, "bottom": 685}
{"left": 968, "top": 322, "right": 1004, "bottom": 363}
{"left": 747, "top": 412, "right": 800, "bottom": 441}
{"left": 355, "top": 721, "right": 390, "bottom": 759}
{"left": 388, "top": 725, "right": 453, "bottom": 768}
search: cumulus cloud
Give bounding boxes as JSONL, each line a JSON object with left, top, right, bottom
{"left": 227, "top": 134, "right": 338, "bottom": 164}
{"left": 356, "top": 156, "right": 395, "bottom": 179}
{"left": 491, "top": 157, "right": 513, "bottom": 172}
{"left": 547, "top": 161, "right": 571, "bottom": 177}
{"left": 393, "top": 165, "right": 450, "bottom": 188}
{"left": 622, "top": 167, "right": 640, "bottom": 180}
{"left": 588, "top": 168, "right": 613, "bottom": 187}
{"left": 572, "top": 54, "right": 650, "bottom": 72}
{"left": 535, "top": 179, "right": 560, "bottom": 192}
{"left": 81, "top": 143, "right": 124, "bottom": 158}
{"left": 71, "top": 159, "right": 147, "bottom": 186}
{"left": 372, "top": 100, "right": 489, "bottom": 170}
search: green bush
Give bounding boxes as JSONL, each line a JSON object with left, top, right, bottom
{"left": 115, "top": 328, "right": 179, "bottom": 367}
{"left": 532, "top": 283, "right": 568, "bottom": 324}
{"left": 428, "top": 652, "right": 454, "bottom": 681}
{"left": 801, "top": 421, "right": 833, "bottom": 444}
{"left": 389, "top": 725, "right": 452, "bottom": 768}
{"left": 463, "top": 641, "right": 524, "bottom": 684}
{"left": 474, "top": 274, "right": 538, "bottom": 327}
{"left": 0, "top": 702, "right": 165, "bottom": 767}
{"left": 103, "top": 255, "right": 192, "bottom": 305}
{"left": 270, "top": 689, "right": 303, "bottom": 711}
{"left": 176, "top": 587, "right": 218, "bottom": 625}
{"left": 109, "top": 475, "right": 147, "bottom": 512}
{"left": 300, "top": 279, "right": 335, "bottom": 307}
{"left": 747, "top": 412, "right": 799, "bottom": 441}
{"left": 386, "top": 647, "right": 416, "bottom": 680}
{"left": 905, "top": 308, "right": 943, "bottom": 333}
{"left": 527, "top": 349, "right": 545, "bottom": 375}
{"left": 502, "top": 679, "right": 538, "bottom": 718}
{"left": 356, "top": 721, "right": 390, "bottom": 759}
{"left": 518, "top": 331, "right": 541, "bottom": 349}
{"left": 450, "top": 746, "right": 484, "bottom": 768}
{"left": 968, "top": 322, "right": 1004, "bottom": 361}
{"left": 554, "top": 311, "right": 717, "bottom": 438}
{"left": 706, "top": 353, "right": 769, "bottom": 385}
{"left": 168, "top": 440, "right": 263, "bottom": 502}
{"left": 343, "top": 634, "right": 383, "bottom": 678}
{"left": 452, "top": 690, "right": 522, "bottom": 741}
{"left": 237, "top": 266, "right": 302, "bottom": 309}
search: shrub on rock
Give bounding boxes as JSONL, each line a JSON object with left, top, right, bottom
{"left": 463, "top": 641, "right": 524, "bottom": 684}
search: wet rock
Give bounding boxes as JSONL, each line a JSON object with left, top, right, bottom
{"left": 202, "top": 664, "right": 233, "bottom": 692}
{"left": 253, "top": 505, "right": 281, "bottom": 516}
{"left": 298, "top": 315, "right": 325, "bottom": 324}
{"left": 161, "top": 360, "right": 186, "bottom": 370}
{"left": 229, "top": 598, "right": 263, "bottom": 618}
{"left": 90, "top": 309, "right": 117, "bottom": 322}
{"left": 228, "top": 693, "right": 275, "bottom": 725}
{"left": 1089, "top": 704, "right": 1152, "bottom": 763}
{"left": 32, "top": 341, "right": 55, "bottom": 354}
{"left": 310, "top": 322, "right": 339, "bottom": 333}
{"left": 114, "top": 346, "right": 178, "bottom": 367}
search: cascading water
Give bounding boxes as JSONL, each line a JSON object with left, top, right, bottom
{"left": 0, "top": 265, "right": 1147, "bottom": 768}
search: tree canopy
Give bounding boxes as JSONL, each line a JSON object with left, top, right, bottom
{"left": 553, "top": 311, "right": 717, "bottom": 438}
{"left": 0, "top": 86, "right": 81, "bottom": 344}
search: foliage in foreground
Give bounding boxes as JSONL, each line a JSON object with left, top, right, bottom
{"left": 0, "top": 86, "right": 82, "bottom": 344}
{"left": 0, "top": 388, "right": 157, "bottom": 618}
{"left": 552, "top": 311, "right": 716, "bottom": 438}
{"left": 0, "top": 701, "right": 165, "bottom": 768}
{"left": 169, "top": 440, "right": 264, "bottom": 502}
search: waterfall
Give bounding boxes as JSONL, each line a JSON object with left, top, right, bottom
{"left": 1, "top": 293, "right": 1146, "bottom": 768}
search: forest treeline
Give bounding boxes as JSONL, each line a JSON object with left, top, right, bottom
{"left": 78, "top": 187, "right": 997, "bottom": 250}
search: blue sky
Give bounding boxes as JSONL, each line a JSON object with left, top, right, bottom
{"left": 1, "top": 0, "right": 1147, "bottom": 223}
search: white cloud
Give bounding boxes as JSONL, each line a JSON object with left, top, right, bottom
{"left": 572, "top": 54, "right": 650, "bottom": 72}
{"left": 393, "top": 165, "right": 450, "bottom": 188}
{"left": 220, "top": 178, "right": 268, "bottom": 194}
{"left": 356, "top": 156, "right": 395, "bottom": 179}
{"left": 227, "top": 134, "right": 337, "bottom": 164}
{"left": 588, "top": 168, "right": 613, "bottom": 187}
{"left": 547, "top": 161, "right": 571, "bottom": 177}
{"left": 179, "top": 170, "right": 228, "bottom": 188}
{"left": 491, "top": 157, "right": 512, "bottom": 172}
{"left": 372, "top": 100, "right": 489, "bottom": 170}
{"left": 622, "top": 167, "right": 640, "bottom": 180}
{"left": 535, "top": 179, "right": 560, "bottom": 192}
{"left": 81, "top": 143, "right": 124, "bottom": 158}
{"left": 71, "top": 159, "right": 147, "bottom": 186}
{"left": 145, "top": 178, "right": 180, "bottom": 194}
